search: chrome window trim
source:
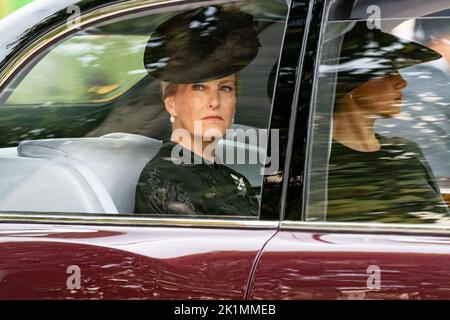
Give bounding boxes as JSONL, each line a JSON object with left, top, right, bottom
{"left": 0, "top": 0, "right": 234, "bottom": 88}
{"left": 0, "top": 212, "right": 280, "bottom": 229}
{"left": 280, "top": 220, "right": 450, "bottom": 235}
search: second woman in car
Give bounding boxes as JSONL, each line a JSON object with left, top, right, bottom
{"left": 326, "top": 21, "right": 449, "bottom": 222}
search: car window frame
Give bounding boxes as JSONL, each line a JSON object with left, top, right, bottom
{"left": 282, "top": 0, "right": 450, "bottom": 236}
{"left": 0, "top": 0, "right": 311, "bottom": 228}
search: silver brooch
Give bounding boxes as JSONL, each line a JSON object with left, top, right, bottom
{"left": 230, "top": 173, "right": 246, "bottom": 194}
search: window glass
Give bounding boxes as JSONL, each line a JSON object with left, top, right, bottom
{"left": 305, "top": 1, "right": 450, "bottom": 224}
{"left": 0, "top": 0, "right": 288, "bottom": 217}
{"left": 6, "top": 35, "right": 148, "bottom": 105}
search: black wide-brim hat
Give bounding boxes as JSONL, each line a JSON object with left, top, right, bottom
{"left": 320, "top": 20, "right": 442, "bottom": 101}
{"left": 143, "top": 5, "right": 261, "bottom": 84}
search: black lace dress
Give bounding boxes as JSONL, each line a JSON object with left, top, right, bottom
{"left": 134, "top": 141, "right": 259, "bottom": 216}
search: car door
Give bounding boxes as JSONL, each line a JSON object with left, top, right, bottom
{"left": 0, "top": 0, "right": 309, "bottom": 299}
{"left": 248, "top": 0, "right": 450, "bottom": 300}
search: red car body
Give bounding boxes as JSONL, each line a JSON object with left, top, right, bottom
{"left": 2, "top": 222, "right": 450, "bottom": 299}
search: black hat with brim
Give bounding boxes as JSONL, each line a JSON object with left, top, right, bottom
{"left": 143, "top": 5, "right": 261, "bottom": 84}
{"left": 320, "top": 20, "right": 442, "bottom": 101}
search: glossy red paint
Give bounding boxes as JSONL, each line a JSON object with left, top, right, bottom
{"left": 249, "top": 231, "right": 450, "bottom": 299}
{"left": 0, "top": 223, "right": 276, "bottom": 299}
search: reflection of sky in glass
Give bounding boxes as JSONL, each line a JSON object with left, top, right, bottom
{"left": 319, "top": 57, "right": 392, "bottom": 74}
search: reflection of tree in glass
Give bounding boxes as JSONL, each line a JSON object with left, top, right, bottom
{"left": 6, "top": 35, "right": 147, "bottom": 104}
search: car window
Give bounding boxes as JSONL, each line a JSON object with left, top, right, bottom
{"left": 303, "top": 0, "right": 450, "bottom": 224}
{"left": 0, "top": 0, "right": 288, "bottom": 218}
{"left": 5, "top": 35, "right": 148, "bottom": 105}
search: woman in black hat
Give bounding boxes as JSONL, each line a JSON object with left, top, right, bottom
{"left": 325, "top": 21, "right": 449, "bottom": 222}
{"left": 134, "top": 5, "right": 260, "bottom": 216}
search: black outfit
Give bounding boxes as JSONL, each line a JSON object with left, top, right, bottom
{"left": 134, "top": 141, "right": 259, "bottom": 216}
{"left": 327, "top": 135, "right": 449, "bottom": 223}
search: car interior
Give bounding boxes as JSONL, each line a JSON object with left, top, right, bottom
{"left": 0, "top": 0, "right": 289, "bottom": 214}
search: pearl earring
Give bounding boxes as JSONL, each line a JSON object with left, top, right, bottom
{"left": 170, "top": 115, "right": 175, "bottom": 123}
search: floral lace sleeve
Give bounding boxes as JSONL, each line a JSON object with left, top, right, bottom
{"left": 135, "top": 168, "right": 197, "bottom": 215}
